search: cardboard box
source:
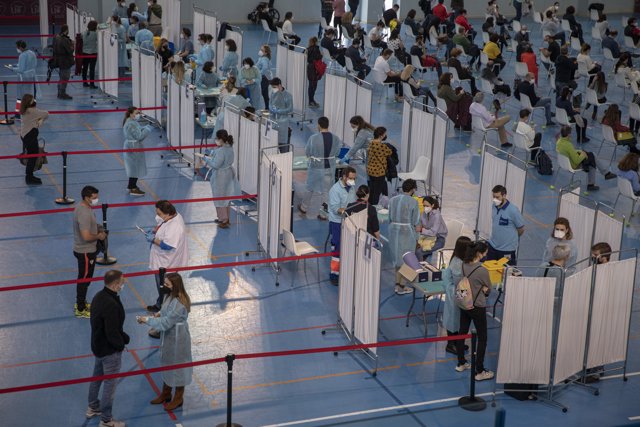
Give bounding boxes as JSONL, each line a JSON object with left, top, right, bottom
{"left": 398, "top": 262, "right": 442, "bottom": 283}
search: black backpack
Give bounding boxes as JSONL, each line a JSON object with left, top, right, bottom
{"left": 536, "top": 149, "right": 553, "bottom": 175}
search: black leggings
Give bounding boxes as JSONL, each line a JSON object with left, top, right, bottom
{"left": 75, "top": 250, "right": 98, "bottom": 311}
{"left": 368, "top": 175, "right": 388, "bottom": 205}
{"left": 308, "top": 78, "right": 319, "bottom": 103}
{"left": 456, "top": 306, "right": 488, "bottom": 373}
{"left": 82, "top": 55, "right": 97, "bottom": 82}
{"left": 261, "top": 75, "right": 270, "bottom": 110}
{"left": 384, "top": 75, "right": 403, "bottom": 96}
{"left": 21, "top": 128, "right": 39, "bottom": 178}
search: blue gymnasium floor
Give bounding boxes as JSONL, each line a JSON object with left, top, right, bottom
{"left": 1, "top": 14, "right": 640, "bottom": 427}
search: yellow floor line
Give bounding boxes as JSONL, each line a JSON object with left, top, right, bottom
{"left": 40, "top": 164, "right": 64, "bottom": 195}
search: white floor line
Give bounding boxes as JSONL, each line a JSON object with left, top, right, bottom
{"left": 600, "top": 370, "right": 640, "bottom": 380}
{"left": 629, "top": 416, "right": 640, "bottom": 421}
{"left": 262, "top": 392, "right": 502, "bottom": 427}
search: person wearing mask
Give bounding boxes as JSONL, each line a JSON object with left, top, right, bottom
{"left": 143, "top": 200, "right": 188, "bottom": 320}
{"left": 563, "top": 5, "right": 583, "bottom": 44}
{"left": 369, "top": 21, "right": 388, "bottom": 49}
{"left": 455, "top": 241, "right": 494, "bottom": 381}
{"left": 410, "top": 35, "right": 442, "bottom": 77}
{"left": 85, "top": 270, "right": 128, "bottom": 427}
{"left": 400, "top": 64, "right": 437, "bottom": 106}
{"left": 321, "top": 28, "right": 346, "bottom": 67}
{"left": 197, "top": 130, "right": 240, "bottom": 228}
{"left": 13, "top": 41, "right": 37, "bottom": 109}
{"left": 332, "top": 0, "right": 346, "bottom": 38}
{"left": 602, "top": 105, "right": 640, "bottom": 154}
{"left": 514, "top": 24, "right": 530, "bottom": 46}
{"left": 383, "top": 4, "right": 400, "bottom": 27}
{"left": 345, "top": 185, "right": 380, "bottom": 240}
{"left": 192, "top": 33, "right": 214, "bottom": 78}
{"left": 615, "top": 153, "right": 640, "bottom": 196}
{"left": 342, "top": 115, "right": 374, "bottom": 163}
{"left": 542, "top": 217, "right": 578, "bottom": 268}
{"left": 127, "top": 15, "right": 140, "bottom": 40}
{"left": 481, "top": 60, "right": 511, "bottom": 96}
{"left": 19, "top": 94, "right": 48, "bottom": 184}
{"left": 446, "top": 49, "right": 474, "bottom": 92}
{"left": 454, "top": 9, "right": 476, "bottom": 41}
{"left": 134, "top": 21, "right": 154, "bottom": 51}
{"left": 520, "top": 45, "right": 538, "bottom": 83}
{"left": 110, "top": 16, "right": 128, "bottom": 76}
{"left": 327, "top": 166, "right": 357, "bottom": 283}
{"left": 555, "top": 46, "right": 579, "bottom": 93}
{"left": 345, "top": 38, "right": 370, "bottom": 80}
{"left": 298, "top": 116, "right": 342, "bottom": 220}
{"left": 366, "top": 127, "right": 393, "bottom": 205}
{"left": 81, "top": 22, "right": 98, "bottom": 88}
{"left": 470, "top": 92, "right": 512, "bottom": 148}
{"left": 437, "top": 72, "right": 472, "bottom": 131}
{"left": 269, "top": 78, "right": 294, "bottom": 150}
{"left": 372, "top": 49, "right": 404, "bottom": 101}
{"left": 214, "top": 87, "right": 251, "bottom": 135}
{"left": 517, "top": 72, "right": 553, "bottom": 126}
{"left": 542, "top": 10, "right": 565, "bottom": 45}
{"left": 577, "top": 44, "right": 600, "bottom": 82}
{"left": 483, "top": 33, "right": 505, "bottom": 74}
{"left": 112, "top": 0, "right": 128, "bottom": 19}
{"left": 128, "top": 2, "right": 146, "bottom": 22}
{"left": 556, "top": 86, "right": 588, "bottom": 143}
{"left": 256, "top": 45, "right": 273, "bottom": 110}
{"left": 487, "top": 185, "right": 524, "bottom": 263}
{"left": 196, "top": 61, "right": 220, "bottom": 114}
{"left": 555, "top": 125, "right": 616, "bottom": 191}
{"left": 52, "top": 25, "right": 74, "bottom": 100}
{"left": 282, "top": 12, "right": 301, "bottom": 46}
{"left": 156, "top": 38, "right": 173, "bottom": 70}
{"left": 220, "top": 39, "right": 239, "bottom": 78}
{"left": 73, "top": 186, "right": 106, "bottom": 318}
{"left": 404, "top": 9, "right": 422, "bottom": 37}
{"left": 239, "top": 57, "right": 262, "bottom": 110}
{"left": 122, "top": 107, "right": 152, "bottom": 196}
{"left": 319, "top": 0, "right": 334, "bottom": 38}
{"left": 177, "top": 28, "right": 194, "bottom": 59}
{"left": 147, "top": 0, "right": 162, "bottom": 36}
{"left": 515, "top": 109, "right": 541, "bottom": 164}
{"left": 544, "top": 2, "right": 560, "bottom": 20}
{"left": 137, "top": 272, "right": 192, "bottom": 410}
{"left": 452, "top": 27, "right": 480, "bottom": 68}
{"left": 389, "top": 179, "right": 421, "bottom": 295}
{"left": 538, "top": 244, "right": 570, "bottom": 288}
{"left": 540, "top": 34, "right": 561, "bottom": 73}
{"left": 415, "top": 196, "right": 448, "bottom": 262}
{"left": 306, "top": 37, "right": 323, "bottom": 108}
{"left": 584, "top": 71, "right": 607, "bottom": 121}
{"left": 444, "top": 236, "right": 471, "bottom": 354}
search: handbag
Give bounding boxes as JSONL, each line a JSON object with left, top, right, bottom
{"left": 19, "top": 138, "right": 48, "bottom": 171}
{"left": 616, "top": 131, "right": 634, "bottom": 141}
{"left": 313, "top": 59, "right": 327, "bottom": 80}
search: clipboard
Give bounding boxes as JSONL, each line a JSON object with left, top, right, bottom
{"left": 135, "top": 225, "right": 147, "bottom": 234}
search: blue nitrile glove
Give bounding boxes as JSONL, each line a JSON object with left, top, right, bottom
{"left": 145, "top": 232, "right": 155, "bottom": 243}
{"left": 145, "top": 228, "right": 155, "bottom": 235}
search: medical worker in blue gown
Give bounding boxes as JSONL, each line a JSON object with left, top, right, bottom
{"left": 213, "top": 88, "right": 252, "bottom": 135}
{"left": 297, "top": 116, "right": 342, "bottom": 220}
{"left": 192, "top": 33, "right": 214, "bottom": 78}
{"left": 388, "top": 178, "right": 420, "bottom": 295}
{"left": 268, "top": 77, "right": 293, "bottom": 151}
{"left": 122, "top": 106, "right": 152, "bottom": 196}
{"left": 13, "top": 40, "right": 37, "bottom": 107}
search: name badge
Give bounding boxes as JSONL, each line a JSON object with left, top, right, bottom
{"left": 498, "top": 216, "right": 509, "bottom": 226}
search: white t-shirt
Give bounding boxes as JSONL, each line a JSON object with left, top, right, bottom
{"left": 516, "top": 121, "right": 536, "bottom": 147}
{"left": 149, "top": 213, "right": 189, "bottom": 270}
{"left": 282, "top": 20, "right": 294, "bottom": 35}
{"left": 372, "top": 56, "right": 390, "bottom": 83}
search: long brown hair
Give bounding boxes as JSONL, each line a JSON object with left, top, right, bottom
{"left": 349, "top": 115, "right": 375, "bottom": 134}
{"left": 19, "top": 93, "right": 35, "bottom": 115}
{"left": 165, "top": 273, "right": 191, "bottom": 312}
{"left": 438, "top": 72, "right": 452, "bottom": 88}
{"left": 123, "top": 106, "right": 137, "bottom": 126}
{"left": 602, "top": 104, "right": 621, "bottom": 126}
{"left": 618, "top": 153, "right": 640, "bottom": 172}
{"left": 551, "top": 217, "right": 573, "bottom": 240}
{"left": 261, "top": 44, "right": 272, "bottom": 59}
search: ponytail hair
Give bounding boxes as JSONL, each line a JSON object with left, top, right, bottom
{"left": 216, "top": 129, "right": 234, "bottom": 146}
{"left": 463, "top": 241, "right": 488, "bottom": 263}
{"left": 123, "top": 106, "right": 137, "bottom": 126}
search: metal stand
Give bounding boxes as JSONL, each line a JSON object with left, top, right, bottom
{"left": 216, "top": 354, "right": 242, "bottom": 427}
{"left": 0, "top": 82, "right": 15, "bottom": 125}
{"left": 55, "top": 152, "right": 75, "bottom": 205}
{"left": 96, "top": 203, "right": 117, "bottom": 265}
{"left": 458, "top": 333, "right": 487, "bottom": 411}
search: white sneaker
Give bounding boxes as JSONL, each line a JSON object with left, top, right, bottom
{"left": 455, "top": 362, "right": 471, "bottom": 372}
{"left": 85, "top": 406, "right": 101, "bottom": 418}
{"left": 395, "top": 285, "right": 412, "bottom": 295}
{"left": 99, "top": 420, "right": 125, "bottom": 427}
{"left": 475, "top": 370, "right": 495, "bottom": 381}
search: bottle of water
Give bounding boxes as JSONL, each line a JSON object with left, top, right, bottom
{"left": 200, "top": 109, "right": 207, "bottom": 125}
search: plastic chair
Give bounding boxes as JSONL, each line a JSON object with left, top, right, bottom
{"left": 602, "top": 48, "right": 615, "bottom": 74}
{"left": 561, "top": 19, "right": 571, "bottom": 33}
{"left": 397, "top": 155, "right": 431, "bottom": 196}
{"left": 556, "top": 153, "right": 583, "bottom": 187}
{"left": 482, "top": 32, "right": 490, "bottom": 44}
{"left": 613, "top": 178, "right": 640, "bottom": 219}
{"left": 344, "top": 56, "right": 356, "bottom": 75}
{"left": 261, "top": 20, "right": 274, "bottom": 45}
{"left": 480, "top": 78, "right": 495, "bottom": 96}
{"left": 436, "top": 96, "right": 448, "bottom": 113}
{"left": 533, "top": 11, "right": 543, "bottom": 26}
{"left": 276, "top": 27, "right": 287, "bottom": 44}
{"left": 321, "top": 46, "right": 338, "bottom": 70}
{"left": 363, "top": 36, "right": 381, "bottom": 66}
{"left": 515, "top": 62, "right": 529, "bottom": 78}
{"left": 282, "top": 229, "right": 320, "bottom": 275}
{"left": 512, "top": 20, "right": 521, "bottom": 32}
{"left": 615, "top": 73, "right": 630, "bottom": 100}
{"left": 320, "top": 17, "right": 331, "bottom": 34}
{"left": 513, "top": 131, "right": 538, "bottom": 163}
{"left": 471, "top": 114, "right": 499, "bottom": 146}
{"left": 519, "top": 93, "right": 546, "bottom": 125}
{"left": 540, "top": 54, "right": 554, "bottom": 79}
{"left": 590, "top": 26, "right": 602, "bottom": 49}
{"left": 624, "top": 36, "right": 638, "bottom": 51}
{"left": 630, "top": 103, "right": 640, "bottom": 131}
{"left": 554, "top": 107, "right": 576, "bottom": 129}
{"left": 585, "top": 88, "right": 610, "bottom": 112}
{"left": 371, "top": 68, "right": 397, "bottom": 103}
{"left": 570, "top": 36, "right": 581, "bottom": 55}
{"left": 599, "top": 124, "right": 621, "bottom": 165}
{"left": 411, "top": 54, "right": 428, "bottom": 74}
{"left": 435, "top": 219, "right": 465, "bottom": 268}
{"left": 403, "top": 82, "right": 416, "bottom": 102}
{"left": 449, "top": 67, "right": 471, "bottom": 92}
{"left": 403, "top": 24, "right": 416, "bottom": 46}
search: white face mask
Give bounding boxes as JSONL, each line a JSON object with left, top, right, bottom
{"left": 346, "top": 179, "right": 356, "bottom": 187}
{"left": 423, "top": 206, "right": 432, "bottom": 214}
{"left": 16, "top": 48, "right": 21, "bottom": 54}
{"left": 554, "top": 229, "right": 566, "bottom": 239}
{"left": 492, "top": 198, "right": 501, "bottom": 206}
{"left": 529, "top": 79, "right": 535, "bottom": 84}
{"left": 90, "top": 198, "right": 100, "bottom": 206}
{"left": 258, "top": 50, "right": 264, "bottom": 57}
{"left": 120, "top": 2, "right": 126, "bottom": 6}
{"left": 351, "top": 127, "right": 358, "bottom": 133}
{"left": 243, "top": 64, "right": 250, "bottom": 69}
{"left": 271, "top": 87, "right": 279, "bottom": 94}
{"left": 180, "top": 34, "right": 185, "bottom": 39}
{"left": 148, "top": 1, "right": 153, "bottom": 6}
{"left": 155, "top": 214, "right": 163, "bottom": 224}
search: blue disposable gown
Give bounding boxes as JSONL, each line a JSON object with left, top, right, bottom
{"left": 239, "top": 65, "right": 262, "bottom": 110}
{"left": 193, "top": 44, "right": 214, "bottom": 77}
{"left": 219, "top": 52, "right": 239, "bottom": 78}
{"left": 16, "top": 50, "right": 37, "bottom": 100}
{"left": 146, "top": 297, "right": 193, "bottom": 387}
{"left": 442, "top": 257, "right": 463, "bottom": 333}
{"left": 388, "top": 193, "right": 420, "bottom": 267}
{"left": 196, "top": 71, "right": 220, "bottom": 110}
{"left": 134, "top": 28, "right": 154, "bottom": 52}
{"left": 343, "top": 128, "right": 373, "bottom": 162}
{"left": 305, "top": 132, "right": 342, "bottom": 193}
{"left": 113, "top": 24, "right": 129, "bottom": 68}
{"left": 270, "top": 89, "right": 293, "bottom": 147}
{"left": 214, "top": 95, "right": 252, "bottom": 134}
{"left": 123, "top": 118, "right": 151, "bottom": 178}
{"left": 255, "top": 56, "right": 273, "bottom": 80}
{"left": 205, "top": 145, "right": 240, "bottom": 207}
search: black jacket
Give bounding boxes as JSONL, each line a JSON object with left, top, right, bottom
{"left": 52, "top": 34, "right": 74, "bottom": 69}
{"left": 516, "top": 80, "right": 540, "bottom": 105}
{"left": 90, "top": 287, "right": 130, "bottom": 357}
{"left": 555, "top": 55, "right": 577, "bottom": 83}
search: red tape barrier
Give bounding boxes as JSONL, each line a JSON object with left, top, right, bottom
{"left": 4, "top": 77, "right": 132, "bottom": 84}
{"left": 0, "top": 142, "right": 217, "bottom": 160}
{"left": 0, "top": 334, "right": 472, "bottom": 394}
{"left": 0, "top": 106, "right": 165, "bottom": 117}
{"left": 0, "top": 194, "right": 255, "bottom": 219}
{"left": 0, "top": 251, "right": 333, "bottom": 293}
{"left": 0, "top": 54, "right": 96, "bottom": 59}
{"left": 0, "top": 34, "right": 55, "bottom": 38}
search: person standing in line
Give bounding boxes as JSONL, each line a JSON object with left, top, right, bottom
{"left": 14, "top": 40, "right": 37, "bottom": 106}
{"left": 455, "top": 241, "right": 494, "bottom": 381}
{"left": 19, "top": 94, "right": 48, "bottom": 185}
{"left": 269, "top": 77, "right": 294, "bottom": 151}
{"left": 332, "top": 0, "right": 346, "bottom": 39}
{"left": 366, "top": 127, "right": 392, "bottom": 205}
{"left": 122, "top": 107, "right": 152, "bottom": 196}
{"left": 327, "top": 166, "right": 357, "bottom": 284}
{"left": 147, "top": 0, "right": 163, "bottom": 36}
{"left": 85, "top": 270, "right": 129, "bottom": 427}
{"left": 144, "top": 200, "right": 189, "bottom": 339}
{"left": 306, "top": 37, "right": 323, "bottom": 108}
{"left": 81, "top": 21, "right": 98, "bottom": 88}
{"left": 444, "top": 236, "right": 471, "bottom": 354}
{"left": 487, "top": 185, "right": 525, "bottom": 264}
{"left": 319, "top": 0, "right": 334, "bottom": 38}
{"left": 388, "top": 179, "right": 420, "bottom": 295}
{"left": 256, "top": 45, "right": 273, "bottom": 110}
{"left": 73, "top": 185, "right": 107, "bottom": 318}
{"left": 298, "top": 116, "right": 342, "bottom": 220}
{"left": 348, "top": 0, "right": 359, "bottom": 16}
{"left": 52, "top": 24, "right": 75, "bottom": 100}
{"left": 137, "top": 272, "right": 193, "bottom": 410}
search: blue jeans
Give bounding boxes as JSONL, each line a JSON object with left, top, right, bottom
{"left": 415, "top": 235, "right": 445, "bottom": 262}
{"left": 88, "top": 351, "right": 123, "bottom": 422}
{"left": 535, "top": 98, "right": 552, "bottom": 124}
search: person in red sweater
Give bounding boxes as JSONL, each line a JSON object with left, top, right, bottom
{"left": 454, "top": 9, "right": 476, "bottom": 41}
{"left": 433, "top": 0, "right": 454, "bottom": 34}
{"left": 520, "top": 45, "right": 538, "bottom": 84}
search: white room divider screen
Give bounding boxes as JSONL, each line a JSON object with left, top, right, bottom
{"left": 39, "top": 0, "right": 48, "bottom": 50}
{"left": 353, "top": 229, "right": 382, "bottom": 355}
{"left": 97, "top": 30, "right": 119, "bottom": 99}
{"left": 167, "top": 76, "right": 195, "bottom": 163}
{"left": 558, "top": 192, "right": 597, "bottom": 269}
{"left": 216, "top": 26, "right": 243, "bottom": 73}
{"left": 192, "top": 6, "right": 217, "bottom": 54}
{"left": 131, "top": 47, "right": 162, "bottom": 123}
{"left": 158, "top": 0, "right": 181, "bottom": 46}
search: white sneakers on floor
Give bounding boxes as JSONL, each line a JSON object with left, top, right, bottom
{"left": 475, "top": 370, "right": 495, "bottom": 381}
{"left": 455, "top": 362, "right": 471, "bottom": 372}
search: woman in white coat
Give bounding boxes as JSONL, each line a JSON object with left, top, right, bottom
{"left": 198, "top": 130, "right": 240, "bottom": 228}
{"left": 137, "top": 272, "right": 192, "bottom": 411}
{"left": 122, "top": 107, "right": 152, "bottom": 196}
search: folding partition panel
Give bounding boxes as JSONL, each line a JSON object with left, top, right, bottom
{"left": 497, "top": 276, "right": 556, "bottom": 384}
{"left": 267, "top": 151, "right": 293, "bottom": 233}
{"left": 552, "top": 266, "right": 593, "bottom": 385}
{"left": 167, "top": 77, "right": 194, "bottom": 161}
{"left": 258, "top": 159, "right": 270, "bottom": 252}
{"left": 586, "top": 258, "right": 637, "bottom": 368}
{"left": 97, "top": 30, "right": 119, "bottom": 98}
{"left": 239, "top": 116, "right": 260, "bottom": 194}
{"left": 353, "top": 229, "right": 382, "bottom": 355}
{"left": 408, "top": 107, "right": 433, "bottom": 172}
{"left": 430, "top": 113, "right": 448, "bottom": 197}
{"left": 400, "top": 99, "right": 412, "bottom": 172}
{"left": 167, "top": 76, "right": 180, "bottom": 147}
{"left": 592, "top": 209, "right": 624, "bottom": 262}
{"left": 355, "top": 79, "right": 372, "bottom": 125}
{"left": 343, "top": 77, "right": 359, "bottom": 146}
{"left": 223, "top": 106, "right": 241, "bottom": 166}
{"left": 338, "top": 217, "right": 358, "bottom": 334}
{"left": 158, "top": 0, "right": 181, "bottom": 46}
{"left": 558, "top": 195, "right": 597, "bottom": 268}
{"left": 276, "top": 43, "right": 288, "bottom": 84}
{"left": 192, "top": 7, "right": 217, "bottom": 54}
{"left": 323, "top": 73, "right": 347, "bottom": 142}
{"left": 288, "top": 49, "right": 307, "bottom": 114}
{"left": 39, "top": 0, "right": 49, "bottom": 50}
{"left": 66, "top": 5, "right": 78, "bottom": 37}
{"left": 131, "top": 47, "right": 162, "bottom": 122}
{"left": 268, "top": 167, "right": 283, "bottom": 260}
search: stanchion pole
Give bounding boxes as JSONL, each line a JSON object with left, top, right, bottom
{"left": 494, "top": 407, "right": 506, "bottom": 426}
{"left": 0, "top": 81, "right": 15, "bottom": 126}
{"left": 458, "top": 332, "right": 487, "bottom": 411}
{"left": 216, "top": 354, "right": 242, "bottom": 427}
{"left": 96, "top": 203, "right": 117, "bottom": 265}
{"left": 54, "top": 151, "right": 75, "bottom": 205}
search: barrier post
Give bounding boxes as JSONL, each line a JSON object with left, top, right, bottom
{"left": 216, "top": 354, "right": 242, "bottom": 427}
{"left": 54, "top": 151, "right": 75, "bottom": 205}
{"left": 458, "top": 332, "right": 487, "bottom": 411}
{"left": 0, "top": 81, "right": 15, "bottom": 126}
{"left": 96, "top": 203, "right": 117, "bottom": 265}
{"left": 494, "top": 408, "right": 506, "bottom": 426}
